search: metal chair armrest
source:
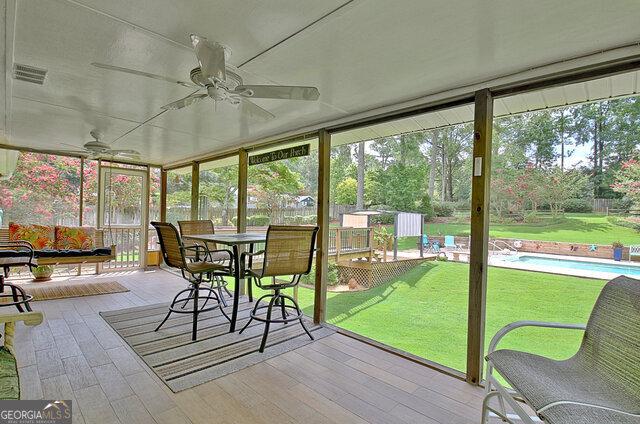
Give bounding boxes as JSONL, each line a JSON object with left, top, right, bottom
{"left": 182, "top": 244, "right": 207, "bottom": 260}
{"left": 241, "top": 250, "right": 265, "bottom": 259}
{"left": 0, "top": 240, "right": 36, "bottom": 264}
{"left": 488, "top": 321, "right": 587, "bottom": 356}
{"left": 207, "top": 248, "right": 234, "bottom": 257}
{"left": 240, "top": 250, "right": 265, "bottom": 278}
{"left": 0, "top": 240, "right": 35, "bottom": 252}
{"left": 183, "top": 245, "right": 203, "bottom": 253}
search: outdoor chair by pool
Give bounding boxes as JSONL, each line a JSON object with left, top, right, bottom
{"left": 239, "top": 225, "right": 318, "bottom": 353}
{"left": 421, "top": 234, "right": 434, "bottom": 253}
{"left": 178, "top": 220, "right": 233, "bottom": 306}
{"left": 444, "top": 235, "right": 459, "bottom": 250}
{"left": 481, "top": 275, "right": 640, "bottom": 424}
{"left": 151, "top": 222, "right": 231, "bottom": 341}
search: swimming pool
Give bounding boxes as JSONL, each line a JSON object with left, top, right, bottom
{"left": 510, "top": 255, "right": 640, "bottom": 278}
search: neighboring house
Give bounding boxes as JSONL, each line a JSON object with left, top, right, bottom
{"left": 294, "top": 195, "right": 315, "bottom": 207}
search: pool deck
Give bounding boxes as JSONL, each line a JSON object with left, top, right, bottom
{"left": 488, "top": 252, "right": 640, "bottom": 280}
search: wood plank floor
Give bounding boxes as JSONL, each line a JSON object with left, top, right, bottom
{"left": 13, "top": 268, "right": 484, "bottom": 424}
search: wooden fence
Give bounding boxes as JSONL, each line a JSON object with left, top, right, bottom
{"left": 593, "top": 198, "right": 615, "bottom": 213}
{"left": 188, "top": 204, "right": 357, "bottom": 225}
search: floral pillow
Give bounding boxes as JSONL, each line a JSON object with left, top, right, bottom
{"left": 55, "top": 226, "right": 95, "bottom": 250}
{"left": 8, "top": 223, "right": 55, "bottom": 250}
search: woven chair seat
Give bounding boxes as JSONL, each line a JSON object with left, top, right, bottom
{"left": 184, "top": 250, "right": 230, "bottom": 263}
{"left": 185, "top": 261, "right": 227, "bottom": 274}
{"left": 487, "top": 349, "right": 640, "bottom": 416}
{"left": 540, "top": 403, "right": 640, "bottom": 424}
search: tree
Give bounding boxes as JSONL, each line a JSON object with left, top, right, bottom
{"left": 542, "top": 168, "right": 590, "bottom": 216}
{"left": 427, "top": 130, "right": 439, "bottom": 199}
{"left": 367, "top": 163, "right": 425, "bottom": 211}
{"left": 335, "top": 178, "right": 357, "bottom": 205}
{"left": 439, "top": 124, "right": 472, "bottom": 201}
{"left": 612, "top": 158, "right": 640, "bottom": 208}
{"left": 418, "top": 193, "right": 435, "bottom": 220}
{"left": 0, "top": 152, "right": 81, "bottom": 225}
{"left": 330, "top": 145, "right": 354, "bottom": 203}
{"left": 356, "top": 141, "right": 365, "bottom": 209}
{"left": 249, "top": 162, "right": 302, "bottom": 213}
{"left": 199, "top": 165, "right": 238, "bottom": 225}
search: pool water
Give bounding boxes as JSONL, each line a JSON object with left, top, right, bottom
{"left": 512, "top": 255, "right": 640, "bottom": 278}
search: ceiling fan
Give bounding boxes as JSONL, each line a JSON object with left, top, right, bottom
{"left": 91, "top": 34, "right": 320, "bottom": 120}
{"left": 59, "top": 130, "right": 140, "bottom": 159}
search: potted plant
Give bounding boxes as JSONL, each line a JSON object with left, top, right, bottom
{"left": 612, "top": 241, "right": 624, "bottom": 261}
{"left": 31, "top": 265, "right": 54, "bottom": 282}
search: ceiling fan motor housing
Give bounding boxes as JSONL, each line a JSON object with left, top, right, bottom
{"left": 190, "top": 67, "right": 243, "bottom": 89}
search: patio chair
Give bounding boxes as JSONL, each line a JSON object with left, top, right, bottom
{"left": 151, "top": 222, "right": 231, "bottom": 341}
{"left": 178, "top": 220, "right": 233, "bottom": 306}
{"left": 481, "top": 275, "right": 640, "bottom": 424}
{"left": 421, "top": 234, "right": 432, "bottom": 252}
{"left": 239, "top": 225, "right": 318, "bottom": 352}
{"left": 444, "top": 235, "right": 459, "bottom": 250}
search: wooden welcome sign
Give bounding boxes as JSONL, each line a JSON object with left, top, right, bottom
{"left": 249, "top": 144, "right": 310, "bottom": 166}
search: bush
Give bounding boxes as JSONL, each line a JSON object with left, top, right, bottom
{"left": 370, "top": 213, "right": 395, "bottom": 225}
{"left": 303, "top": 215, "right": 317, "bottom": 224}
{"left": 607, "top": 216, "right": 640, "bottom": 232}
{"left": 418, "top": 194, "right": 435, "bottom": 221}
{"left": 563, "top": 198, "right": 593, "bottom": 213}
{"left": 285, "top": 215, "right": 317, "bottom": 225}
{"left": 611, "top": 197, "right": 633, "bottom": 212}
{"left": 247, "top": 215, "right": 270, "bottom": 226}
{"left": 287, "top": 215, "right": 305, "bottom": 224}
{"left": 300, "top": 262, "right": 339, "bottom": 286}
{"left": 523, "top": 212, "right": 542, "bottom": 223}
{"left": 334, "top": 178, "right": 357, "bottom": 205}
{"left": 433, "top": 202, "right": 454, "bottom": 217}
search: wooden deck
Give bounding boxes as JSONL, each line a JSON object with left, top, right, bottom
{"left": 13, "top": 269, "right": 483, "bottom": 424}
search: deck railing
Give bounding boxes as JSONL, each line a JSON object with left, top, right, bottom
{"left": 103, "top": 225, "right": 143, "bottom": 269}
{"left": 329, "top": 227, "right": 374, "bottom": 260}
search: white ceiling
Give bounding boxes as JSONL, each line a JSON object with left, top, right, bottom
{"left": 2, "top": 0, "right": 640, "bottom": 165}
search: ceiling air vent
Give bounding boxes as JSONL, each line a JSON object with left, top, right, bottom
{"left": 12, "top": 63, "right": 47, "bottom": 85}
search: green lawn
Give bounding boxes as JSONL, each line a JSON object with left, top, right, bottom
{"left": 394, "top": 213, "right": 639, "bottom": 249}
{"left": 240, "top": 261, "right": 605, "bottom": 373}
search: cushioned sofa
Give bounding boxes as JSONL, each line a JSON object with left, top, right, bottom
{"left": 0, "top": 224, "right": 115, "bottom": 272}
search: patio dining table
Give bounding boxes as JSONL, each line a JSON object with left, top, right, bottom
{"left": 182, "top": 232, "right": 266, "bottom": 332}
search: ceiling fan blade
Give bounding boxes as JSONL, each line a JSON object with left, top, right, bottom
{"left": 235, "top": 85, "right": 319, "bottom": 100}
{"left": 190, "top": 34, "right": 226, "bottom": 82}
{"left": 240, "top": 99, "right": 275, "bottom": 121}
{"left": 161, "top": 93, "right": 208, "bottom": 110}
{"left": 58, "top": 149, "right": 90, "bottom": 157}
{"left": 111, "top": 149, "right": 140, "bottom": 156}
{"left": 60, "top": 142, "right": 86, "bottom": 150}
{"left": 91, "top": 62, "right": 196, "bottom": 88}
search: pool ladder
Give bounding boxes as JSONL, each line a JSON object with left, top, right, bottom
{"left": 489, "top": 240, "right": 518, "bottom": 255}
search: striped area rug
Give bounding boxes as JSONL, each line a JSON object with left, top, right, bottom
{"left": 0, "top": 281, "right": 128, "bottom": 302}
{"left": 100, "top": 297, "right": 333, "bottom": 392}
